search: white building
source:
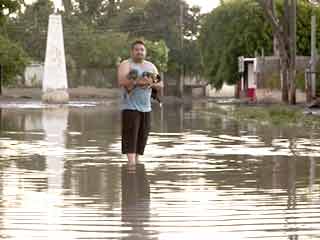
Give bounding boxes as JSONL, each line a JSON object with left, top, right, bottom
{"left": 24, "top": 63, "right": 44, "bottom": 87}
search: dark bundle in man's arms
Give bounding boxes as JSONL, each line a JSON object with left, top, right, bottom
{"left": 127, "top": 70, "right": 162, "bottom": 106}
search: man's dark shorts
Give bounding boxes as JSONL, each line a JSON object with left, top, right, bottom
{"left": 121, "top": 110, "right": 151, "bottom": 155}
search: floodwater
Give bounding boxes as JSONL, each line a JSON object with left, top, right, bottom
{"left": 0, "top": 100, "right": 319, "bottom": 240}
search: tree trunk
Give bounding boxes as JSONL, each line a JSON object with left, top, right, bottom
{"left": 272, "top": 0, "right": 280, "bottom": 56}
{"left": 281, "top": 61, "right": 289, "bottom": 103}
{"left": 62, "top": 0, "right": 73, "bottom": 16}
{"left": 289, "top": 0, "right": 297, "bottom": 104}
{"left": 177, "top": 68, "right": 184, "bottom": 98}
{"left": 0, "top": 65, "right": 2, "bottom": 96}
{"left": 258, "top": 0, "right": 292, "bottom": 104}
{"left": 177, "top": 1, "right": 184, "bottom": 98}
{"left": 289, "top": 64, "right": 296, "bottom": 104}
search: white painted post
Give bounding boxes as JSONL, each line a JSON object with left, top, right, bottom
{"left": 42, "top": 14, "right": 69, "bottom": 103}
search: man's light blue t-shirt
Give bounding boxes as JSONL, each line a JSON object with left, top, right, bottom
{"left": 121, "top": 59, "right": 156, "bottom": 113}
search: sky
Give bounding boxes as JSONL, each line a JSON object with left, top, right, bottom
{"left": 25, "top": 0, "right": 220, "bottom": 13}
{"left": 186, "top": 0, "right": 220, "bottom": 13}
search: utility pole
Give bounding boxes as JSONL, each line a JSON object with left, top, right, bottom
{"left": 311, "top": 14, "right": 317, "bottom": 100}
{"left": 177, "top": 1, "right": 184, "bottom": 98}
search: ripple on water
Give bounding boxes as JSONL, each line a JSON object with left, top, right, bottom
{"left": 0, "top": 104, "right": 320, "bottom": 239}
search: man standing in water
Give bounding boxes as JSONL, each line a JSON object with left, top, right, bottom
{"left": 118, "top": 40, "right": 163, "bottom": 168}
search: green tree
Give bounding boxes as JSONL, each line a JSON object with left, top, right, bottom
{"left": 7, "top": 0, "right": 54, "bottom": 62}
{"left": 73, "top": 0, "right": 104, "bottom": 23}
{"left": 294, "top": 1, "right": 320, "bottom": 55}
{"left": 199, "top": 0, "right": 273, "bottom": 89}
{"left": 87, "top": 33, "right": 130, "bottom": 68}
{"left": 72, "top": 0, "right": 124, "bottom": 26}
{"left": 0, "top": 34, "right": 29, "bottom": 85}
{"left": 0, "top": 0, "right": 27, "bottom": 91}
{"left": 145, "top": 39, "right": 169, "bottom": 73}
{"left": 0, "top": 0, "right": 20, "bottom": 24}
{"left": 62, "top": 0, "right": 73, "bottom": 16}
{"left": 99, "top": 0, "right": 147, "bottom": 27}
{"left": 120, "top": 0, "right": 202, "bottom": 76}
{"left": 4, "top": 0, "right": 170, "bottom": 88}
{"left": 200, "top": 0, "right": 320, "bottom": 90}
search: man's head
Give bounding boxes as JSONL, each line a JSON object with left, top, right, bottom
{"left": 131, "top": 40, "right": 146, "bottom": 63}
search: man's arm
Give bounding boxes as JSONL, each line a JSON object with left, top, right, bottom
{"left": 118, "top": 60, "right": 133, "bottom": 89}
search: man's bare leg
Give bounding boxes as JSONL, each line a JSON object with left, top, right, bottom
{"left": 127, "top": 153, "right": 136, "bottom": 170}
{"left": 136, "top": 154, "right": 140, "bottom": 164}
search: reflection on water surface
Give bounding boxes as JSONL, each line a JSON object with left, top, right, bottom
{"left": 0, "top": 102, "right": 319, "bottom": 239}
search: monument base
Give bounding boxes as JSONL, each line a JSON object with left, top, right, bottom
{"left": 42, "top": 89, "right": 69, "bottom": 104}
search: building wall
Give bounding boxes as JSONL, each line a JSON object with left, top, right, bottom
{"left": 24, "top": 63, "right": 44, "bottom": 87}
{"left": 23, "top": 64, "right": 117, "bottom": 88}
{"left": 257, "top": 56, "right": 310, "bottom": 89}
{"left": 165, "top": 73, "right": 209, "bottom": 97}
{"left": 206, "top": 84, "right": 235, "bottom": 98}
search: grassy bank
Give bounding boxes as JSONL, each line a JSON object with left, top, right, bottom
{"left": 227, "top": 104, "right": 320, "bottom": 129}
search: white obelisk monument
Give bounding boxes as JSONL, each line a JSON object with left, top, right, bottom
{"left": 42, "top": 13, "right": 69, "bottom": 103}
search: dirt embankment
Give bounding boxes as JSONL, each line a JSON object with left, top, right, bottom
{"left": 0, "top": 87, "right": 197, "bottom": 105}
{"left": 0, "top": 87, "right": 121, "bottom": 101}
{"left": 0, "top": 87, "right": 312, "bottom": 107}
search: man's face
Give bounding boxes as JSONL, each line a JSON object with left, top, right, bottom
{"left": 131, "top": 44, "right": 146, "bottom": 62}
